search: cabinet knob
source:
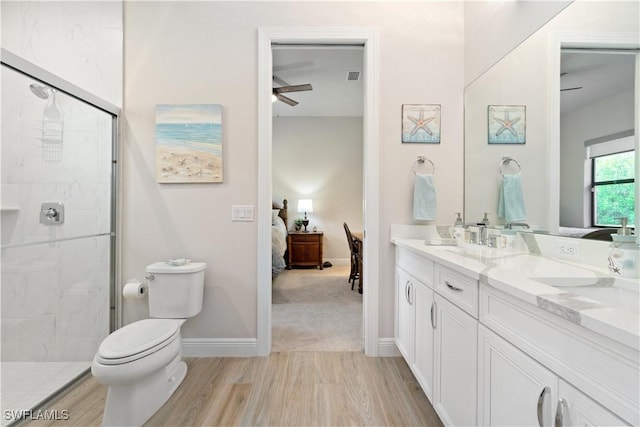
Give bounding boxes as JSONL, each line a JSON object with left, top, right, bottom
{"left": 537, "top": 386, "right": 550, "bottom": 427}
{"left": 554, "top": 398, "right": 567, "bottom": 427}
{"left": 445, "top": 281, "right": 463, "bottom": 292}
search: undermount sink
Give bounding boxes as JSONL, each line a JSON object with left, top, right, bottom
{"left": 532, "top": 276, "right": 640, "bottom": 315}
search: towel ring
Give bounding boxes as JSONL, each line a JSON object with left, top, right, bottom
{"left": 499, "top": 157, "right": 521, "bottom": 176}
{"left": 413, "top": 156, "right": 435, "bottom": 175}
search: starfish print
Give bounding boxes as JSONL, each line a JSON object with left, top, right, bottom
{"left": 493, "top": 110, "right": 521, "bottom": 138}
{"left": 407, "top": 110, "right": 436, "bottom": 136}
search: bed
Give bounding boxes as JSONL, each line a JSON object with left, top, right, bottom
{"left": 272, "top": 199, "right": 289, "bottom": 276}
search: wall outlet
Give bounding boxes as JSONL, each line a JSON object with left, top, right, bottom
{"left": 556, "top": 240, "right": 580, "bottom": 260}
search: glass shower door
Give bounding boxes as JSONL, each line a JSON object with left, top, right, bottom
{"left": 1, "top": 61, "right": 115, "bottom": 425}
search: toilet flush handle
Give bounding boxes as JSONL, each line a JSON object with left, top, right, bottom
{"left": 145, "top": 274, "right": 155, "bottom": 281}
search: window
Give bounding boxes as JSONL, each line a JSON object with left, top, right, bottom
{"left": 591, "top": 150, "right": 635, "bottom": 227}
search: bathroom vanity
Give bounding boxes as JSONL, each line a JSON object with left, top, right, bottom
{"left": 393, "top": 238, "right": 639, "bottom": 427}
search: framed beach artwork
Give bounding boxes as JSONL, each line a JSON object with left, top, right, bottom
{"left": 488, "top": 105, "right": 526, "bottom": 144}
{"left": 155, "top": 104, "right": 223, "bottom": 183}
{"left": 402, "top": 104, "right": 441, "bottom": 144}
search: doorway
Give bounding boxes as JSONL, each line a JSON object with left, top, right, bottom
{"left": 257, "top": 28, "right": 379, "bottom": 356}
{"left": 271, "top": 45, "right": 364, "bottom": 351}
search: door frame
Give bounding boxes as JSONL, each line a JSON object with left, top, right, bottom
{"left": 257, "top": 27, "right": 379, "bottom": 356}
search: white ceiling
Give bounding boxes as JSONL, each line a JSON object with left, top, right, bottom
{"left": 271, "top": 47, "right": 635, "bottom": 118}
{"left": 560, "top": 50, "right": 636, "bottom": 114}
{"left": 272, "top": 46, "right": 364, "bottom": 117}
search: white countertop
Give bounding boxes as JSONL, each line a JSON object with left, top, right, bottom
{"left": 392, "top": 238, "right": 640, "bottom": 351}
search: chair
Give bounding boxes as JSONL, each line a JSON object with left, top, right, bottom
{"left": 581, "top": 229, "right": 616, "bottom": 241}
{"left": 343, "top": 222, "right": 360, "bottom": 290}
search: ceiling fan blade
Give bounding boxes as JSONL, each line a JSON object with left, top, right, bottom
{"left": 560, "top": 86, "right": 583, "bottom": 91}
{"left": 273, "top": 75, "right": 291, "bottom": 87}
{"left": 275, "top": 84, "right": 313, "bottom": 94}
{"left": 276, "top": 93, "right": 298, "bottom": 106}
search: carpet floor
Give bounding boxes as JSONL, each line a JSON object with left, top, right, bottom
{"left": 272, "top": 264, "right": 363, "bottom": 352}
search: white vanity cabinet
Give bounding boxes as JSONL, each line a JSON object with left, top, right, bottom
{"left": 479, "top": 284, "right": 635, "bottom": 426}
{"left": 395, "top": 247, "right": 478, "bottom": 426}
{"left": 433, "top": 293, "right": 478, "bottom": 427}
{"left": 478, "top": 324, "right": 559, "bottom": 426}
{"left": 413, "top": 277, "right": 435, "bottom": 399}
{"left": 478, "top": 325, "right": 628, "bottom": 427}
{"left": 395, "top": 266, "right": 415, "bottom": 363}
{"left": 392, "top": 240, "right": 638, "bottom": 427}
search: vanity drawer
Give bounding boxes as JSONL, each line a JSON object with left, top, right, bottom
{"left": 434, "top": 265, "right": 478, "bottom": 318}
{"left": 396, "top": 247, "right": 434, "bottom": 288}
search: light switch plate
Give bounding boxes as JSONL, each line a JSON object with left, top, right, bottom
{"left": 231, "top": 205, "right": 254, "bottom": 221}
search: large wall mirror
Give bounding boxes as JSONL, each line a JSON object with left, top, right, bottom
{"left": 464, "top": 1, "right": 639, "bottom": 241}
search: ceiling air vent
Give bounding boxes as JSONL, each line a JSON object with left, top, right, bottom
{"left": 346, "top": 71, "right": 361, "bottom": 81}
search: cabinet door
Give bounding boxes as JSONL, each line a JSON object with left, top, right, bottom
{"left": 433, "top": 294, "right": 478, "bottom": 427}
{"left": 395, "top": 267, "right": 414, "bottom": 364}
{"left": 478, "top": 325, "right": 558, "bottom": 427}
{"left": 413, "top": 279, "right": 435, "bottom": 400}
{"left": 557, "top": 380, "right": 629, "bottom": 427}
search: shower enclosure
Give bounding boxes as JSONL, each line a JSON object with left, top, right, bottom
{"left": 1, "top": 49, "right": 118, "bottom": 425}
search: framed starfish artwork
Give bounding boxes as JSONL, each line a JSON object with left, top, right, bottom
{"left": 402, "top": 104, "right": 441, "bottom": 143}
{"left": 488, "top": 105, "right": 526, "bottom": 144}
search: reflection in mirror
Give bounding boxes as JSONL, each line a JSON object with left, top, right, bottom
{"left": 559, "top": 50, "right": 637, "bottom": 239}
{"left": 463, "top": 1, "right": 639, "bottom": 239}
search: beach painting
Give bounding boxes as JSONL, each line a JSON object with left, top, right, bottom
{"left": 156, "top": 104, "right": 223, "bottom": 183}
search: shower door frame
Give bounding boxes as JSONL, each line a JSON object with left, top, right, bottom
{"left": 1, "top": 47, "right": 121, "bottom": 333}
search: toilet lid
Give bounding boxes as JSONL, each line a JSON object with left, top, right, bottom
{"left": 97, "top": 319, "right": 181, "bottom": 364}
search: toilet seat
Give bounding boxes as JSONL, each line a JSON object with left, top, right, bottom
{"left": 96, "top": 319, "right": 182, "bottom": 365}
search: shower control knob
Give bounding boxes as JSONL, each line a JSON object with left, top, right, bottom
{"left": 40, "top": 202, "right": 64, "bottom": 225}
{"left": 45, "top": 208, "right": 58, "bottom": 220}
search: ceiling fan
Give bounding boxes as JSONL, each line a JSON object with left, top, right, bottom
{"left": 560, "top": 72, "right": 583, "bottom": 92}
{"left": 272, "top": 75, "right": 313, "bottom": 106}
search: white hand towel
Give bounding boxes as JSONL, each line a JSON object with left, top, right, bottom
{"left": 413, "top": 173, "right": 437, "bottom": 221}
{"left": 498, "top": 174, "right": 527, "bottom": 223}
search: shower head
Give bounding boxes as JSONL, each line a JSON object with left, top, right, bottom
{"left": 29, "top": 83, "right": 50, "bottom": 99}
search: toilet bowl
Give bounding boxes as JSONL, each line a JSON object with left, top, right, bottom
{"left": 92, "top": 261, "right": 206, "bottom": 427}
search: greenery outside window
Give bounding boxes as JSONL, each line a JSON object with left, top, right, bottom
{"left": 591, "top": 150, "right": 635, "bottom": 227}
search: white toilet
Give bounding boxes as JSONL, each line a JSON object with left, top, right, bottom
{"left": 92, "top": 261, "right": 206, "bottom": 427}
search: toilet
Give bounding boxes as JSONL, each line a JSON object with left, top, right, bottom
{"left": 92, "top": 261, "right": 206, "bottom": 427}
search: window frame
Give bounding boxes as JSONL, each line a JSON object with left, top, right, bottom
{"left": 590, "top": 150, "right": 635, "bottom": 227}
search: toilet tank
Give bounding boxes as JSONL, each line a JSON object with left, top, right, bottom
{"left": 145, "top": 262, "right": 207, "bottom": 318}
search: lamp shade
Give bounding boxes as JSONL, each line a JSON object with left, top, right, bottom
{"left": 297, "top": 199, "right": 313, "bottom": 213}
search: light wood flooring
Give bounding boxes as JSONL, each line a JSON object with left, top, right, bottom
{"left": 23, "top": 352, "right": 443, "bottom": 426}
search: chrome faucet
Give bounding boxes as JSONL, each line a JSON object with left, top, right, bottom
{"left": 477, "top": 223, "right": 487, "bottom": 245}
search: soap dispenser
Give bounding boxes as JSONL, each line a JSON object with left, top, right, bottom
{"left": 450, "top": 212, "right": 465, "bottom": 244}
{"left": 608, "top": 217, "right": 639, "bottom": 278}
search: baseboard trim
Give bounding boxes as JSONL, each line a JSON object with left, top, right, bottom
{"left": 182, "top": 338, "right": 257, "bottom": 357}
{"left": 378, "top": 338, "right": 400, "bottom": 357}
{"left": 182, "top": 337, "right": 398, "bottom": 358}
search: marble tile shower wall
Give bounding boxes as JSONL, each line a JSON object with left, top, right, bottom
{"left": 1, "top": 67, "right": 112, "bottom": 362}
{"left": 1, "top": 1, "right": 123, "bottom": 107}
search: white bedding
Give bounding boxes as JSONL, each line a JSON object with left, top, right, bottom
{"left": 272, "top": 215, "right": 288, "bottom": 275}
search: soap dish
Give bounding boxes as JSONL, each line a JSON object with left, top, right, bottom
{"left": 424, "top": 238, "right": 457, "bottom": 246}
{"left": 166, "top": 258, "right": 191, "bottom": 266}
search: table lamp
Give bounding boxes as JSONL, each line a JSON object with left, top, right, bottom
{"left": 297, "top": 199, "right": 313, "bottom": 232}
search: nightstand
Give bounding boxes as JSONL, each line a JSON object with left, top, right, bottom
{"left": 286, "top": 231, "right": 324, "bottom": 269}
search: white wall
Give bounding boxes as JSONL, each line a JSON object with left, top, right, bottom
{"left": 560, "top": 90, "right": 635, "bottom": 227}
{"left": 464, "top": 0, "right": 639, "bottom": 231}
{"left": 273, "top": 117, "right": 363, "bottom": 261}
{"left": 464, "top": 0, "right": 572, "bottom": 86}
{"left": 123, "top": 1, "right": 464, "bottom": 344}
